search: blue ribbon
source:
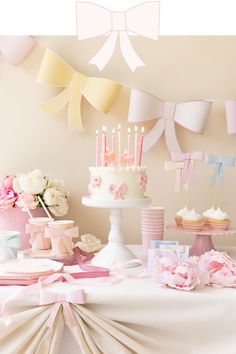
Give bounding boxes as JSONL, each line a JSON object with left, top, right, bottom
{"left": 0, "top": 234, "right": 21, "bottom": 259}
{"left": 205, "top": 155, "right": 235, "bottom": 186}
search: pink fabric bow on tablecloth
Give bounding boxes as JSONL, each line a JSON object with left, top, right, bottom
{"left": 109, "top": 183, "right": 128, "bottom": 199}
{"left": 171, "top": 151, "right": 204, "bottom": 184}
{"left": 26, "top": 223, "right": 48, "bottom": 249}
{"left": 0, "top": 36, "right": 35, "bottom": 66}
{"left": 45, "top": 226, "right": 79, "bottom": 256}
{"left": 128, "top": 89, "right": 212, "bottom": 155}
{"left": 76, "top": 1, "right": 160, "bottom": 71}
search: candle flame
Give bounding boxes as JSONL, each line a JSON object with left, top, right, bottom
{"left": 124, "top": 149, "right": 127, "bottom": 155}
{"left": 128, "top": 127, "right": 131, "bottom": 133}
{"left": 118, "top": 124, "right": 121, "bottom": 130}
{"left": 134, "top": 125, "right": 138, "bottom": 132}
{"left": 112, "top": 128, "right": 115, "bottom": 134}
{"left": 96, "top": 129, "right": 99, "bottom": 135}
{"left": 102, "top": 126, "right": 107, "bottom": 132}
{"left": 141, "top": 126, "right": 145, "bottom": 133}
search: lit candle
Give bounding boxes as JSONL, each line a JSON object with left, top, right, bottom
{"left": 112, "top": 128, "right": 116, "bottom": 152}
{"left": 102, "top": 126, "right": 107, "bottom": 167}
{"left": 127, "top": 127, "right": 131, "bottom": 155}
{"left": 124, "top": 150, "right": 127, "bottom": 167}
{"left": 134, "top": 125, "right": 138, "bottom": 165}
{"left": 96, "top": 129, "right": 99, "bottom": 167}
{"left": 138, "top": 127, "right": 144, "bottom": 166}
{"left": 118, "top": 124, "right": 121, "bottom": 167}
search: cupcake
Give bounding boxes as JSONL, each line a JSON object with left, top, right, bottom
{"left": 175, "top": 206, "right": 189, "bottom": 226}
{"left": 202, "top": 207, "right": 216, "bottom": 226}
{"left": 182, "top": 209, "right": 204, "bottom": 231}
{"left": 208, "top": 207, "right": 230, "bottom": 231}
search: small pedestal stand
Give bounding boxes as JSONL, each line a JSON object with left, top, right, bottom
{"left": 82, "top": 197, "right": 151, "bottom": 268}
{"left": 167, "top": 225, "right": 236, "bottom": 256}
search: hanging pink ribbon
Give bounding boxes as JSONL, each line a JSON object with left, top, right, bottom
{"left": 128, "top": 89, "right": 212, "bottom": 155}
{"left": 225, "top": 100, "right": 236, "bottom": 134}
{"left": 0, "top": 36, "right": 35, "bottom": 66}
{"left": 171, "top": 151, "right": 204, "bottom": 184}
{"left": 44, "top": 226, "right": 79, "bottom": 256}
{"left": 76, "top": 2, "right": 159, "bottom": 71}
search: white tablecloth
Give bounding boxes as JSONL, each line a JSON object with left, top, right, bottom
{"left": 0, "top": 246, "right": 236, "bottom": 354}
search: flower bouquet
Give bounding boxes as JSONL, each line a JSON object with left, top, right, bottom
{"left": 0, "top": 170, "right": 69, "bottom": 249}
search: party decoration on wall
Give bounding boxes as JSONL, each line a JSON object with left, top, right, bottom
{"left": 76, "top": 1, "right": 160, "bottom": 71}
{"left": 0, "top": 36, "right": 35, "bottom": 66}
{"left": 128, "top": 89, "right": 212, "bottom": 155}
{"left": 37, "top": 49, "right": 121, "bottom": 132}
{"left": 225, "top": 100, "right": 236, "bottom": 134}
{"left": 171, "top": 151, "right": 204, "bottom": 185}
{"left": 164, "top": 161, "right": 188, "bottom": 192}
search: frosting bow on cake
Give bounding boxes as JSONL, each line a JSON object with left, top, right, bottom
{"left": 37, "top": 49, "right": 121, "bottom": 132}
{"left": 205, "top": 155, "right": 235, "bottom": 186}
{"left": 171, "top": 151, "right": 204, "bottom": 185}
{"left": 128, "top": 89, "right": 212, "bottom": 155}
{"left": 0, "top": 36, "right": 35, "bottom": 66}
{"left": 76, "top": 2, "right": 160, "bottom": 71}
{"left": 109, "top": 183, "right": 128, "bottom": 199}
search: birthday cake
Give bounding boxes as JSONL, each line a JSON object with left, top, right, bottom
{"left": 88, "top": 126, "right": 147, "bottom": 200}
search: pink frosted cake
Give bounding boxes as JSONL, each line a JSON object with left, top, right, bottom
{"left": 88, "top": 166, "right": 147, "bottom": 200}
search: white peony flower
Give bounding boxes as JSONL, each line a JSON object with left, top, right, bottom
{"left": 76, "top": 234, "right": 102, "bottom": 253}
{"left": 18, "top": 171, "right": 46, "bottom": 195}
{"left": 12, "top": 177, "right": 21, "bottom": 193}
{"left": 43, "top": 188, "right": 62, "bottom": 206}
{"left": 49, "top": 196, "right": 69, "bottom": 217}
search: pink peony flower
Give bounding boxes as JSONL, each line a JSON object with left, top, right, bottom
{"left": 0, "top": 187, "right": 18, "bottom": 211}
{"left": 199, "top": 250, "right": 236, "bottom": 287}
{"left": 15, "top": 192, "right": 39, "bottom": 210}
{"left": 1, "top": 175, "right": 15, "bottom": 189}
{"left": 153, "top": 249, "right": 209, "bottom": 291}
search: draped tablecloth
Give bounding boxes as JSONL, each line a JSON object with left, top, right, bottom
{"left": 0, "top": 246, "right": 236, "bottom": 354}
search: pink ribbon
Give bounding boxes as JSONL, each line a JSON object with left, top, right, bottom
{"left": 44, "top": 226, "right": 79, "bottom": 256}
{"left": 25, "top": 223, "right": 48, "bottom": 249}
{"left": 76, "top": 2, "right": 160, "bottom": 71}
{"left": 225, "top": 100, "right": 236, "bottom": 134}
{"left": 172, "top": 151, "right": 204, "bottom": 184}
{"left": 109, "top": 183, "right": 128, "bottom": 199}
{"left": 0, "top": 36, "right": 35, "bottom": 66}
{"left": 128, "top": 89, "right": 212, "bottom": 155}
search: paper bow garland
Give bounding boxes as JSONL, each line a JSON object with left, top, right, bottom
{"left": 76, "top": 1, "right": 159, "bottom": 71}
{"left": 0, "top": 234, "right": 20, "bottom": 259}
{"left": 171, "top": 151, "right": 204, "bottom": 184}
{"left": 37, "top": 49, "right": 121, "bottom": 132}
{"left": 205, "top": 155, "right": 235, "bottom": 186}
{"left": 0, "top": 36, "right": 35, "bottom": 66}
{"left": 128, "top": 89, "right": 212, "bottom": 155}
{"left": 225, "top": 100, "right": 236, "bottom": 134}
{"left": 165, "top": 161, "right": 188, "bottom": 192}
{"left": 39, "top": 288, "right": 85, "bottom": 328}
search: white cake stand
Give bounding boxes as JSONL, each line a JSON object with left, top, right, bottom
{"left": 82, "top": 196, "right": 151, "bottom": 268}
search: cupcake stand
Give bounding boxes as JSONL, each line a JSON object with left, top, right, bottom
{"left": 167, "top": 224, "right": 236, "bottom": 256}
{"left": 82, "top": 196, "right": 151, "bottom": 268}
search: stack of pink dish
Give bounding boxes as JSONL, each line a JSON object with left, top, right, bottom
{"left": 141, "top": 207, "right": 165, "bottom": 257}
{"left": 0, "top": 258, "right": 63, "bottom": 285}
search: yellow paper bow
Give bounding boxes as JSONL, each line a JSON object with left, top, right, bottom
{"left": 37, "top": 49, "right": 121, "bottom": 132}
{"left": 165, "top": 161, "right": 189, "bottom": 192}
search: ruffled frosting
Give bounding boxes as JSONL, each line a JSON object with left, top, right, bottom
{"left": 208, "top": 207, "right": 229, "bottom": 221}
{"left": 182, "top": 209, "right": 202, "bottom": 221}
{"left": 203, "top": 207, "right": 216, "bottom": 218}
{"left": 176, "top": 206, "right": 189, "bottom": 218}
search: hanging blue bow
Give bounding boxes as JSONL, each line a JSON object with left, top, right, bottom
{"left": 205, "top": 155, "right": 235, "bottom": 186}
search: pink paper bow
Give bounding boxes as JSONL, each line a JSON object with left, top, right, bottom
{"left": 25, "top": 223, "right": 48, "bottom": 249}
{"left": 76, "top": 2, "right": 159, "bottom": 71}
{"left": 44, "top": 226, "right": 79, "bottom": 256}
{"left": 171, "top": 151, "right": 204, "bottom": 184}
{"left": 119, "top": 154, "right": 134, "bottom": 167}
{"left": 0, "top": 36, "right": 35, "bottom": 66}
{"left": 104, "top": 150, "right": 116, "bottom": 165}
{"left": 128, "top": 89, "right": 212, "bottom": 155}
{"left": 39, "top": 288, "right": 84, "bottom": 328}
{"left": 109, "top": 183, "right": 128, "bottom": 199}
{"left": 225, "top": 100, "right": 236, "bottom": 134}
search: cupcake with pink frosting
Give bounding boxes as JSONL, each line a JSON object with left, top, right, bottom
{"left": 208, "top": 207, "right": 230, "bottom": 231}
{"left": 182, "top": 209, "right": 204, "bottom": 231}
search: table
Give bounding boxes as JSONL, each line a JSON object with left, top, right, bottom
{"left": 0, "top": 246, "right": 236, "bottom": 354}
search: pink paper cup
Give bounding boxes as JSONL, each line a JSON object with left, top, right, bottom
{"left": 28, "top": 217, "right": 52, "bottom": 250}
{"left": 47, "top": 220, "right": 75, "bottom": 256}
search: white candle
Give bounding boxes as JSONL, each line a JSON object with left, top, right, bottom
{"left": 96, "top": 129, "right": 99, "bottom": 167}
{"left": 112, "top": 128, "right": 115, "bottom": 152}
{"left": 127, "top": 127, "right": 131, "bottom": 155}
{"left": 124, "top": 150, "right": 127, "bottom": 167}
{"left": 134, "top": 125, "right": 138, "bottom": 165}
{"left": 138, "top": 127, "right": 144, "bottom": 166}
{"left": 118, "top": 124, "right": 121, "bottom": 167}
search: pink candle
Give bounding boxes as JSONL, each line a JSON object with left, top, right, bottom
{"left": 112, "top": 128, "right": 116, "bottom": 151}
{"left": 118, "top": 124, "right": 121, "bottom": 168}
{"left": 124, "top": 150, "right": 127, "bottom": 167}
{"left": 96, "top": 129, "right": 99, "bottom": 166}
{"left": 102, "top": 126, "right": 107, "bottom": 167}
{"left": 127, "top": 127, "right": 131, "bottom": 155}
{"left": 138, "top": 127, "right": 144, "bottom": 166}
{"left": 134, "top": 125, "right": 138, "bottom": 165}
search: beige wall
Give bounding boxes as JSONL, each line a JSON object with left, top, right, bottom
{"left": 1, "top": 36, "right": 236, "bottom": 247}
